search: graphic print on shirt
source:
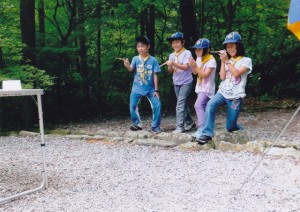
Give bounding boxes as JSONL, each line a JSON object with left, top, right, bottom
{"left": 136, "top": 63, "right": 153, "bottom": 85}
{"left": 220, "top": 71, "right": 241, "bottom": 93}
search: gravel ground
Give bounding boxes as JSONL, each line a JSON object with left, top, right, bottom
{"left": 1, "top": 109, "right": 300, "bottom": 211}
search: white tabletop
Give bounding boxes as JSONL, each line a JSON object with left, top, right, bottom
{"left": 0, "top": 89, "right": 44, "bottom": 97}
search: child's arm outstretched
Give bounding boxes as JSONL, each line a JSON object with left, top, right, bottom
{"left": 153, "top": 73, "right": 160, "bottom": 99}
{"left": 124, "top": 59, "right": 133, "bottom": 72}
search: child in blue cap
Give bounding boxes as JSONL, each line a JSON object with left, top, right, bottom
{"left": 196, "top": 32, "right": 252, "bottom": 144}
{"left": 166, "top": 32, "right": 195, "bottom": 133}
{"left": 189, "top": 38, "right": 217, "bottom": 139}
{"left": 123, "top": 36, "right": 161, "bottom": 133}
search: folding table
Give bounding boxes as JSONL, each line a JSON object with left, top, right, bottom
{"left": 0, "top": 89, "right": 48, "bottom": 204}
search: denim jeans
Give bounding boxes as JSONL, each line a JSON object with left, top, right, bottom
{"left": 129, "top": 90, "right": 161, "bottom": 129}
{"left": 174, "top": 83, "right": 194, "bottom": 130}
{"left": 201, "top": 92, "right": 243, "bottom": 137}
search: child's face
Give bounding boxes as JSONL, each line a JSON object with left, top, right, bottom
{"left": 226, "top": 43, "right": 237, "bottom": 57}
{"left": 136, "top": 42, "right": 150, "bottom": 56}
{"left": 195, "top": 48, "right": 203, "bottom": 57}
{"left": 171, "top": 39, "right": 184, "bottom": 52}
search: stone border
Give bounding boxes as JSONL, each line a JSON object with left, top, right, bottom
{"left": 18, "top": 130, "right": 300, "bottom": 160}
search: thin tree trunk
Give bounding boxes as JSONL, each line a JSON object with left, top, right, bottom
{"left": 96, "top": 2, "right": 101, "bottom": 77}
{"left": 179, "top": 0, "right": 197, "bottom": 48}
{"left": 0, "top": 47, "right": 5, "bottom": 68}
{"left": 140, "top": 8, "right": 148, "bottom": 36}
{"left": 38, "top": 0, "right": 45, "bottom": 45}
{"left": 20, "top": 0, "right": 36, "bottom": 65}
{"left": 78, "top": 0, "right": 90, "bottom": 114}
{"left": 147, "top": 3, "right": 155, "bottom": 55}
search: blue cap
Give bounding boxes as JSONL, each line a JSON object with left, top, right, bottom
{"left": 135, "top": 36, "right": 150, "bottom": 45}
{"left": 222, "top": 32, "right": 242, "bottom": 44}
{"left": 166, "top": 32, "right": 184, "bottom": 41}
{"left": 191, "top": 38, "right": 210, "bottom": 49}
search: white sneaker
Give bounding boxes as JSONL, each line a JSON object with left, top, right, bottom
{"left": 191, "top": 128, "right": 202, "bottom": 139}
{"left": 172, "top": 129, "right": 184, "bottom": 133}
{"left": 185, "top": 122, "right": 196, "bottom": 131}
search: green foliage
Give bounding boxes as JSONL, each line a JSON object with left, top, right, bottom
{"left": 0, "top": 65, "right": 55, "bottom": 91}
{"left": 260, "top": 94, "right": 272, "bottom": 102}
{"left": 0, "top": 0, "right": 299, "bottom": 130}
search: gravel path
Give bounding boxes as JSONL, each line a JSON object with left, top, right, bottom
{"left": 1, "top": 109, "right": 300, "bottom": 211}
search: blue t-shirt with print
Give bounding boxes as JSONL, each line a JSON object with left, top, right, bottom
{"left": 131, "top": 55, "right": 161, "bottom": 95}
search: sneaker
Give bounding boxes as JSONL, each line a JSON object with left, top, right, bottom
{"left": 195, "top": 135, "right": 212, "bottom": 145}
{"left": 185, "top": 122, "right": 196, "bottom": 131}
{"left": 151, "top": 127, "right": 161, "bottom": 133}
{"left": 172, "top": 128, "right": 184, "bottom": 133}
{"left": 130, "top": 125, "right": 142, "bottom": 131}
{"left": 191, "top": 128, "right": 202, "bottom": 139}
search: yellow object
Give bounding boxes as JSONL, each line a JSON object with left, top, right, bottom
{"left": 139, "top": 54, "right": 150, "bottom": 80}
{"left": 197, "top": 54, "right": 214, "bottom": 84}
{"left": 287, "top": 0, "right": 300, "bottom": 40}
{"left": 173, "top": 48, "right": 186, "bottom": 73}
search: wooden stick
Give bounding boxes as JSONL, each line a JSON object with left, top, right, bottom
{"left": 210, "top": 50, "right": 227, "bottom": 54}
{"left": 159, "top": 61, "right": 168, "bottom": 67}
{"left": 115, "top": 57, "right": 127, "bottom": 61}
{"left": 210, "top": 51, "right": 221, "bottom": 54}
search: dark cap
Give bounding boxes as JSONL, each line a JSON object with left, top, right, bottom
{"left": 166, "top": 32, "right": 184, "bottom": 41}
{"left": 135, "top": 36, "right": 150, "bottom": 45}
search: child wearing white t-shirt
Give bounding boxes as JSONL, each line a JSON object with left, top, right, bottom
{"left": 196, "top": 32, "right": 252, "bottom": 144}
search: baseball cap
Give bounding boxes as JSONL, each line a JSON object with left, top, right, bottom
{"left": 222, "top": 32, "right": 242, "bottom": 44}
{"left": 135, "top": 36, "right": 150, "bottom": 45}
{"left": 166, "top": 32, "right": 184, "bottom": 41}
{"left": 190, "top": 38, "right": 210, "bottom": 49}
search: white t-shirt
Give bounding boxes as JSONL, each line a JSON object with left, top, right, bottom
{"left": 194, "top": 57, "right": 217, "bottom": 98}
{"left": 218, "top": 57, "right": 252, "bottom": 99}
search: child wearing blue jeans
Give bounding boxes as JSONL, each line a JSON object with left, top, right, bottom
{"left": 196, "top": 32, "right": 252, "bottom": 144}
{"left": 123, "top": 36, "right": 161, "bottom": 133}
{"left": 166, "top": 32, "right": 195, "bottom": 133}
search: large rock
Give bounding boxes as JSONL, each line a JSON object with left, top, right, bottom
{"left": 216, "top": 141, "right": 264, "bottom": 153}
{"left": 95, "top": 129, "right": 125, "bottom": 137}
{"left": 214, "top": 130, "right": 249, "bottom": 145}
{"left": 177, "top": 141, "right": 215, "bottom": 151}
{"left": 257, "top": 140, "right": 299, "bottom": 149}
{"left": 132, "top": 138, "right": 178, "bottom": 147}
{"left": 153, "top": 132, "right": 193, "bottom": 144}
{"left": 267, "top": 147, "right": 300, "bottom": 160}
{"left": 124, "top": 130, "right": 152, "bottom": 139}
{"left": 19, "top": 131, "right": 39, "bottom": 137}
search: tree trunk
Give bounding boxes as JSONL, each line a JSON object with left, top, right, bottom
{"left": 38, "top": 0, "right": 45, "bottom": 46}
{"left": 179, "top": 0, "right": 197, "bottom": 48}
{"left": 140, "top": 8, "right": 148, "bottom": 36}
{"left": 20, "top": 0, "right": 36, "bottom": 65}
{"left": 96, "top": 2, "right": 101, "bottom": 77}
{"left": 147, "top": 3, "right": 155, "bottom": 55}
{"left": 77, "top": 0, "right": 90, "bottom": 114}
{"left": 0, "top": 47, "right": 5, "bottom": 68}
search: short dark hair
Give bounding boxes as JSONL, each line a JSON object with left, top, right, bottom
{"left": 224, "top": 42, "right": 245, "bottom": 56}
{"left": 202, "top": 44, "right": 212, "bottom": 56}
{"left": 135, "top": 36, "right": 150, "bottom": 46}
{"left": 169, "top": 38, "right": 184, "bottom": 44}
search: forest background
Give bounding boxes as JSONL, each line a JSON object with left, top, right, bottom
{"left": 0, "top": 0, "right": 299, "bottom": 130}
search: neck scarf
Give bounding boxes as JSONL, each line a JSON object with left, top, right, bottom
{"left": 173, "top": 48, "right": 185, "bottom": 73}
{"left": 139, "top": 54, "right": 150, "bottom": 80}
{"left": 228, "top": 56, "right": 243, "bottom": 81}
{"left": 198, "top": 54, "right": 214, "bottom": 84}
